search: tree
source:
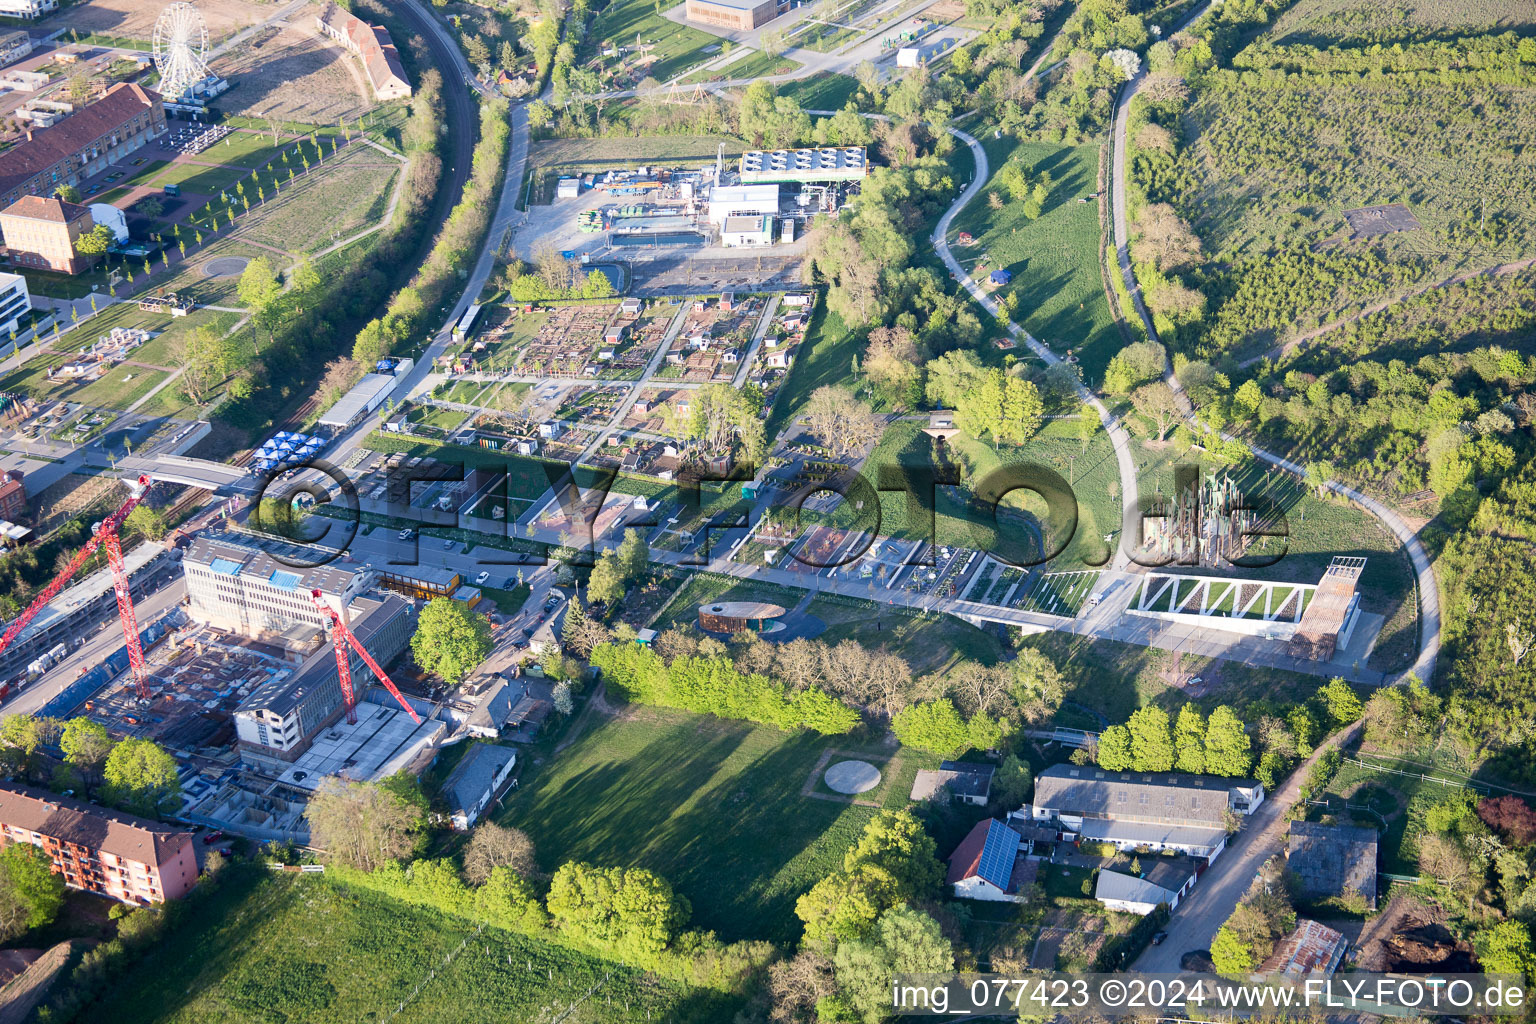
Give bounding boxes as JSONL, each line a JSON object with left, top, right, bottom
{"left": 60, "top": 717, "right": 114, "bottom": 783}
{"left": 1210, "top": 924, "right": 1253, "bottom": 973}
{"left": 796, "top": 811, "right": 940, "bottom": 945}
{"left": 803, "top": 385, "right": 881, "bottom": 459}
{"left": 1174, "top": 704, "right": 1206, "bottom": 774}
{"left": 307, "top": 776, "right": 425, "bottom": 871}
{"left": 292, "top": 256, "right": 321, "bottom": 295}
{"left": 834, "top": 906, "right": 954, "bottom": 1023}
{"left": 410, "top": 598, "right": 493, "bottom": 685}
{"left": 1474, "top": 920, "right": 1536, "bottom": 976}
{"left": 892, "top": 698, "right": 971, "bottom": 756}
{"left": 586, "top": 550, "right": 625, "bottom": 607}
{"left": 994, "top": 753, "right": 1032, "bottom": 805}
{"left": 1097, "top": 724, "right": 1133, "bottom": 770}
{"left": 546, "top": 862, "right": 690, "bottom": 958}
{"left": 1126, "top": 706, "right": 1175, "bottom": 771}
{"left": 462, "top": 821, "right": 538, "bottom": 885}
{"left": 957, "top": 369, "right": 1042, "bottom": 447}
{"left": 1076, "top": 401, "right": 1101, "bottom": 450}
{"left": 125, "top": 505, "right": 168, "bottom": 540}
{"left": 1131, "top": 381, "right": 1181, "bottom": 441}
{"left": 1478, "top": 795, "right": 1536, "bottom": 845}
{"left": 1204, "top": 705, "right": 1252, "bottom": 776}
{"left": 1319, "top": 678, "right": 1364, "bottom": 726}
{"left": 237, "top": 256, "right": 283, "bottom": 342}
{"left": 0, "top": 844, "right": 64, "bottom": 940}
{"left": 73, "top": 224, "right": 115, "bottom": 257}
{"left": 53, "top": 184, "right": 82, "bottom": 203}
{"left": 616, "top": 528, "right": 649, "bottom": 581}
{"left": 102, "top": 738, "right": 179, "bottom": 817}
{"left": 1103, "top": 341, "right": 1166, "bottom": 394}
{"left": 177, "top": 326, "right": 236, "bottom": 405}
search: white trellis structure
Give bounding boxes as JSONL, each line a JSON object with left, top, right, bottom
{"left": 1134, "top": 573, "right": 1314, "bottom": 623}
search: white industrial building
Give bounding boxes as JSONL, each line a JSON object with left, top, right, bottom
{"left": 721, "top": 214, "right": 774, "bottom": 247}
{"left": 708, "top": 184, "right": 779, "bottom": 227}
{"left": 0, "top": 272, "right": 29, "bottom": 338}
{"left": 317, "top": 360, "right": 413, "bottom": 429}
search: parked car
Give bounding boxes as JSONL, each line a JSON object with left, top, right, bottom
{"left": 398, "top": 528, "right": 414, "bottom": 540}
{"left": 443, "top": 539, "right": 454, "bottom": 549}
{"left": 475, "top": 571, "right": 490, "bottom": 585}
{"left": 202, "top": 830, "right": 225, "bottom": 845}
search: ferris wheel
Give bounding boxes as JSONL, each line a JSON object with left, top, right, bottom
{"left": 152, "top": 3, "right": 212, "bottom": 101}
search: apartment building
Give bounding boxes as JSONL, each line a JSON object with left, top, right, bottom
{"left": 0, "top": 0, "right": 57, "bottom": 18}
{"left": 0, "top": 195, "right": 94, "bottom": 274}
{"left": 0, "top": 83, "right": 166, "bottom": 210}
{"left": 0, "top": 271, "right": 28, "bottom": 338}
{"left": 233, "top": 594, "right": 417, "bottom": 764}
{"left": 0, "top": 783, "right": 198, "bottom": 904}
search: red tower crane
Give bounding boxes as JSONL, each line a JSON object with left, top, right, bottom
{"left": 307, "top": 589, "right": 421, "bottom": 726}
{"left": 0, "top": 475, "right": 155, "bottom": 699}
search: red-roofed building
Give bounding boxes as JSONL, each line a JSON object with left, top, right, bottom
{"left": 0, "top": 195, "right": 95, "bottom": 274}
{"left": 0, "top": 783, "right": 198, "bottom": 904}
{"left": 316, "top": 4, "right": 412, "bottom": 101}
{"left": 946, "top": 818, "right": 1036, "bottom": 903}
{"left": 0, "top": 83, "right": 165, "bottom": 210}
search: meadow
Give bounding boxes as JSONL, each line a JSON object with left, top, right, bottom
{"left": 498, "top": 704, "right": 922, "bottom": 944}
{"left": 949, "top": 140, "right": 1120, "bottom": 382}
{"left": 587, "top": 0, "right": 719, "bottom": 82}
{"left": 86, "top": 869, "right": 738, "bottom": 1023}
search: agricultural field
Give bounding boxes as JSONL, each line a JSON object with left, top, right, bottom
{"left": 498, "top": 704, "right": 923, "bottom": 943}
{"left": 949, "top": 140, "right": 1120, "bottom": 381}
{"left": 85, "top": 869, "right": 736, "bottom": 1023}
{"left": 1157, "top": 73, "right": 1536, "bottom": 360}
{"left": 1265, "top": 0, "right": 1536, "bottom": 46}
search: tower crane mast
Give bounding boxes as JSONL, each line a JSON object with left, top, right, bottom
{"left": 0, "top": 475, "right": 156, "bottom": 699}
{"left": 306, "top": 590, "right": 421, "bottom": 725}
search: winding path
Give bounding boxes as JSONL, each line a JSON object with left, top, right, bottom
{"left": 1104, "top": 3, "right": 1438, "bottom": 687}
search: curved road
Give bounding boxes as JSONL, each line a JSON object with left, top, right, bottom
{"left": 1105, "top": 4, "right": 1438, "bottom": 687}
{"left": 933, "top": 127, "right": 1141, "bottom": 572}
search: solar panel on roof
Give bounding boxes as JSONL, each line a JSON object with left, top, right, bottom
{"left": 210, "top": 557, "right": 244, "bottom": 576}
{"left": 976, "top": 820, "right": 1018, "bottom": 891}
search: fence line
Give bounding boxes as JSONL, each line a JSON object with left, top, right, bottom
{"left": 1341, "top": 756, "right": 1532, "bottom": 796}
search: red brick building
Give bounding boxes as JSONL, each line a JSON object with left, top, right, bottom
{"left": 316, "top": 4, "right": 412, "bottom": 101}
{"left": 0, "top": 196, "right": 95, "bottom": 274}
{"left": 0, "top": 83, "right": 165, "bottom": 210}
{"left": 0, "top": 784, "right": 199, "bottom": 905}
{"left": 0, "top": 470, "right": 23, "bottom": 521}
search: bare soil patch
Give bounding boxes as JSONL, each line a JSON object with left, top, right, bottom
{"left": 213, "top": 18, "right": 373, "bottom": 123}
{"left": 45, "top": 0, "right": 271, "bottom": 40}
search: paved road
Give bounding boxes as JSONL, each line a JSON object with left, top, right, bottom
{"left": 1131, "top": 722, "right": 1364, "bottom": 971}
{"left": 1104, "top": 3, "right": 1438, "bottom": 687}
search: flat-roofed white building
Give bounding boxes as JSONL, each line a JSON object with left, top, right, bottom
{"left": 721, "top": 214, "right": 773, "bottom": 247}
{"left": 708, "top": 184, "right": 779, "bottom": 227}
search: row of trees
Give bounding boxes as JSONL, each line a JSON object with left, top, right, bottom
{"left": 589, "top": 642, "right": 861, "bottom": 735}
{"left": 1, "top": 715, "right": 179, "bottom": 817}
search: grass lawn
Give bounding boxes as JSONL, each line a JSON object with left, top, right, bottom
{"left": 809, "top": 593, "right": 1007, "bottom": 676}
{"left": 479, "top": 583, "right": 532, "bottom": 614}
{"left": 527, "top": 137, "right": 748, "bottom": 176}
{"left": 950, "top": 140, "right": 1120, "bottom": 383}
{"left": 498, "top": 704, "right": 886, "bottom": 943}
{"left": 85, "top": 867, "right": 736, "bottom": 1023}
{"left": 683, "top": 49, "right": 802, "bottom": 83}
{"left": 764, "top": 301, "right": 861, "bottom": 440}
{"left": 648, "top": 571, "right": 808, "bottom": 630}
{"left": 407, "top": 404, "right": 470, "bottom": 433}
{"left": 853, "top": 417, "right": 1123, "bottom": 570}
{"left": 1023, "top": 629, "right": 1335, "bottom": 725}
{"left": 589, "top": 0, "right": 718, "bottom": 82}
{"left": 70, "top": 366, "right": 171, "bottom": 411}
{"left": 240, "top": 145, "right": 399, "bottom": 254}
{"left": 776, "top": 73, "right": 861, "bottom": 110}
